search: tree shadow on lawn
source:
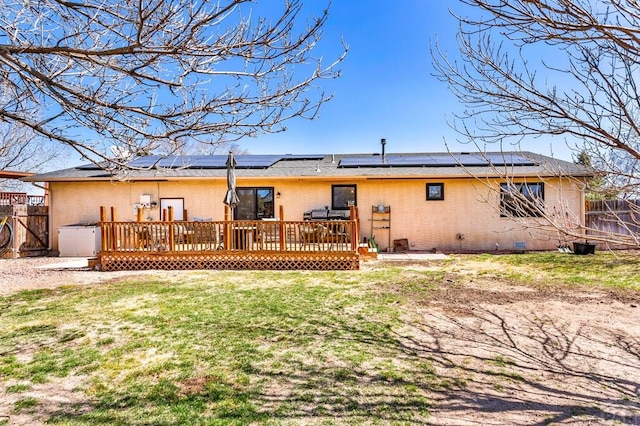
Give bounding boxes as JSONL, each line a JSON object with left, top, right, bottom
{"left": 400, "top": 304, "right": 640, "bottom": 425}
{"left": 215, "top": 302, "right": 640, "bottom": 425}
{"left": 133, "top": 306, "right": 640, "bottom": 425}
{"left": 13, "top": 293, "right": 640, "bottom": 426}
{"left": 44, "top": 318, "right": 437, "bottom": 425}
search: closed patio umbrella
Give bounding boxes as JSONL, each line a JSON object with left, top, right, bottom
{"left": 223, "top": 151, "right": 240, "bottom": 250}
{"left": 223, "top": 151, "right": 240, "bottom": 210}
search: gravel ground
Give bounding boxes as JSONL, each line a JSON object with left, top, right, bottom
{"left": 0, "top": 257, "right": 157, "bottom": 295}
{"left": 0, "top": 254, "right": 446, "bottom": 295}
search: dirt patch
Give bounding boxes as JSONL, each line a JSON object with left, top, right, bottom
{"left": 1, "top": 375, "right": 92, "bottom": 426}
{"left": 0, "top": 257, "right": 159, "bottom": 295}
{"left": 398, "top": 272, "right": 640, "bottom": 425}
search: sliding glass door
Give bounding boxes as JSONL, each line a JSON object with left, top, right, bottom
{"left": 234, "top": 187, "right": 274, "bottom": 220}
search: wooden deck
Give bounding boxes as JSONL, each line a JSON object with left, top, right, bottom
{"left": 99, "top": 217, "right": 361, "bottom": 271}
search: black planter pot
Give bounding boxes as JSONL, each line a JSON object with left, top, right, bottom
{"left": 573, "top": 242, "right": 595, "bottom": 255}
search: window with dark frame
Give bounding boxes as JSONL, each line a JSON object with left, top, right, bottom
{"left": 332, "top": 184, "right": 357, "bottom": 210}
{"left": 234, "top": 187, "right": 274, "bottom": 220}
{"left": 426, "top": 183, "right": 444, "bottom": 200}
{"left": 500, "top": 182, "right": 545, "bottom": 217}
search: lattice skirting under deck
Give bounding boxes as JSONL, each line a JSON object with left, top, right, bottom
{"left": 100, "top": 251, "right": 360, "bottom": 271}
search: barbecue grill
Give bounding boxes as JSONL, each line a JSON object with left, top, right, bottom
{"left": 303, "top": 209, "right": 350, "bottom": 221}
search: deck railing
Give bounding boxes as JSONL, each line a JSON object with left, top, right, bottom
{"left": 100, "top": 219, "right": 359, "bottom": 254}
{"left": 0, "top": 193, "right": 46, "bottom": 206}
{"left": 0, "top": 192, "right": 26, "bottom": 205}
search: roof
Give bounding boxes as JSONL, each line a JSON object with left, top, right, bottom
{"left": 23, "top": 151, "right": 593, "bottom": 182}
{"left": 0, "top": 170, "right": 35, "bottom": 179}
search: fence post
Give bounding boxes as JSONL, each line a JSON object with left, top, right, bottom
{"left": 100, "top": 206, "right": 108, "bottom": 252}
{"left": 109, "top": 207, "right": 118, "bottom": 251}
{"left": 168, "top": 206, "right": 175, "bottom": 251}
{"left": 279, "top": 205, "right": 286, "bottom": 252}
{"left": 350, "top": 206, "right": 358, "bottom": 252}
{"left": 224, "top": 206, "right": 231, "bottom": 250}
{"left": 10, "top": 205, "right": 27, "bottom": 258}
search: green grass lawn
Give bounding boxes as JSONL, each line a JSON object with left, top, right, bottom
{"left": 1, "top": 252, "right": 638, "bottom": 425}
{"left": 467, "top": 250, "right": 640, "bottom": 289}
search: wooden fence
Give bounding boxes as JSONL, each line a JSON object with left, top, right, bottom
{"left": 585, "top": 199, "right": 640, "bottom": 246}
{"left": 0, "top": 204, "right": 49, "bottom": 258}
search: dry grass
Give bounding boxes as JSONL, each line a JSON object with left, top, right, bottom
{"left": 0, "top": 252, "right": 639, "bottom": 425}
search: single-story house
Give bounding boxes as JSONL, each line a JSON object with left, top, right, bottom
{"left": 24, "top": 150, "right": 592, "bottom": 255}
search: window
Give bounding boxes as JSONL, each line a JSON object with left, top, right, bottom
{"left": 500, "top": 182, "right": 544, "bottom": 217}
{"left": 426, "top": 183, "right": 444, "bottom": 200}
{"left": 235, "top": 187, "right": 274, "bottom": 220}
{"left": 332, "top": 185, "right": 357, "bottom": 210}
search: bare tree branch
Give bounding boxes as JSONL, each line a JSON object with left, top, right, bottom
{"left": 0, "top": 0, "right": 347, "bottom": 168}
{"left": 0, "top": 122, "right": 64, "bottom": 191}
{"left": 433, "top": 0, "right": 640, "bottom": 247}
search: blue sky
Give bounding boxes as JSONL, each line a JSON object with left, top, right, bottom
{"left": 240, "top": 1, "right": 460, "bottom": 156}
{"left": 54, "top": 1, "right": 574, "bottom": 169}
{"left": 238, "top": 1, "right": 574, "bottom": 160}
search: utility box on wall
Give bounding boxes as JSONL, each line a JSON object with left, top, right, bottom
{"left": 58, "top": 225, "right": 101, "bottom": 257}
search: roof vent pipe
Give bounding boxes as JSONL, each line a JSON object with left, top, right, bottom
{"left": 381, "top": 138, "right": 386, "bottom": 163}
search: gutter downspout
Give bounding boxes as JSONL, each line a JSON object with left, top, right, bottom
{"left": 30, "top": 182, "right": 48, "bottom": 196}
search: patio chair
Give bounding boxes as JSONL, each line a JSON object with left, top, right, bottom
{"left": 135, "top": 224, "right": 168, "bottom": 250}
{"left": 257, "top": 219, "right": 280, "bottom": 249}
{"left": 211, "top": 228, "right": 224, "bottom": 250}
{"left": 194, "top": 222, "right": 223, "bottom": 250}
{"left": 327, "top": 223, "right": 350, "bottom": 249}
{"left": 174, "top": 223, "right": 195, "bottom": 245}
{"left": 300, "top": 224, "right": 327, "bottom": 248}
{"left": 309, "top": 222, "right": 348, "bottom": 251}
{"left": 135, "top": 225, "right": 150, "bottom": 249}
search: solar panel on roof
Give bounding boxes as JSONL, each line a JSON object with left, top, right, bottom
{"left": 280, "top": 154, "right": 325, "bottom": 161}
{"left": 338, "top": 153, "right": 537, "bottom": 168}
{"left": 126, "top": 154, "right": 287, "bottom": 169}
{"left": 179, "top": 156, "right": 227, "bottom": 168}
{"left": 338, "top": 156, "right": 386, "bottom": 167}
{"left": 78, "top": 152, "right": 537, "bottom": 171}
{"left": 385, "top": 156, "right": 440, "bottom": 166}
{"left": 78, "top": 154, "right": 294, "bottom": 170}
{"left": 127, "top": 156, "right": 167, "bottom": 168}
{"left": 76, "top": 163, "right": 104, "bottom": 170}
{"left": 161, "top": 157, "right": 195, "bottom": 168}
{"left": 448, "top": 154, "right": 488, "bottom": 166}
{"left": 338, "top": 155, "right": 472, "bottom": 168}
{"left": 482, "top": 153, "right": 537, "bottom": 166}
{"left": 235, "top": 155, "right": 282, "bottom": 168}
